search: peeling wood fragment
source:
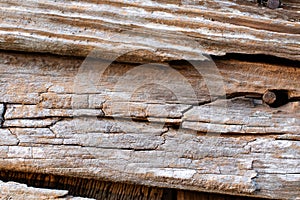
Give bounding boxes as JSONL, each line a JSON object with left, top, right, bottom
{"left": 0, "top": 180, "right": 94, "bottom": 200}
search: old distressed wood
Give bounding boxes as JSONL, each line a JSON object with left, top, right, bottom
{"left": 0, "top": 0, "right": 299, "bottom": 199}
{"left": 0, "top": 51, "right": 299, "bottom": 199}
{"left": 0, "top": 0, "right": 299, "bottom": 62}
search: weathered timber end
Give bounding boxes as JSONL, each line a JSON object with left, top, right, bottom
{"left": 0, "top": 0, "right": 299, "bottom": 199}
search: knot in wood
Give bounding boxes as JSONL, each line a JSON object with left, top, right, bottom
{"left": 263, "top": 90, "right": 277, "bottom": 105}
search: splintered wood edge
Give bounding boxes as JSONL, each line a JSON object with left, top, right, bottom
{"left": 0, "top": 180, "right": 94, "bottom": 199}
{"left": 0, "top": 0, "right": 299, "bottom": 62}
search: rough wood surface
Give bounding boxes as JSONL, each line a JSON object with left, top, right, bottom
{"left": 0, "top": 0, "right": 299, "bottom": 199}
{"left": 0, "top": 0, "right": 299, "bottom": 61}
{"left": 0, "top": 51, "right": 299, "bottom": 199}
{"left": 0, "top": 180, "right": 93, "bottom": 200}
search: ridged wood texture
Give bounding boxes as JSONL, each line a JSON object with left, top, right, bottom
{"left": 0, "top": 0, "right": 299, "bottom": 61}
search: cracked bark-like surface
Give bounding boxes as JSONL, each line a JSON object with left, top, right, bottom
{"left": 0, "top": 51, "right": 299, "bottom": 199}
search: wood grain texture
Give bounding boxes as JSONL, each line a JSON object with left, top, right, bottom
{"left": 0, "top": 180, "right": 93, "bottom": 200}
{"left": 0, "top": 0, "right": 299, "bottom": 199}
{"left": 0, "top": 51, "right": 299, "bottom": 199}
{"left": 0, "top": 0, "right": 299, "bottom": 62}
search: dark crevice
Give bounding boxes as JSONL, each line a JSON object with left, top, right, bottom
{"left": 0, "top": 170, "right": 272, "bottom": 200}
{"left": 131, "top": 117, "right": 150, "bottom": 123}
{"left": 41, "top": 143, "right": 155, "bottom": 151}
{"left": 226, "top": 92, "right": 262, "bottom": 100}
{"left": 166, "top": 123, "right": 181, "bottom": 130}
{"left": 212, "top": 53, "right": 299, "bottom": 68}
{"left": 177, "top": 129, "right": 289, "bottom": 138}
{"left": 45, "top": 118, "right": 63, "bottom": 128}
{"left": 227, "top": 90, "right": 297, "bottom": 108}
{"left": 7, "top": 128, "right": 20, "bottom": 146}
{"left": 0, "top": 170, "right": 164, "bottom": 200}
{"left": 288, "top": 96, "right": 300, "bottom": 102}
{"left": 0, "top": 103, "right": 6, "bottom": 127}
{"left": 162, "top": 189, "right": 177, "bottom": 200}
{"left": 1, "top": 49, "right": 299, "bottom": 68}
{"left": 133, "top": 148, "right": 158, "bottom": 152}
{"left": 275, "top": 136, "right": 300, "bottom": 141}
{"left": 262, "top": 89, "right": 290, "bottom": 108}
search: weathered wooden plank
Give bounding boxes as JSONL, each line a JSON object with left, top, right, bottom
{"left": 0, "top": 0, "right": 299, "bottom": 61}
{"left": 1, "top": 52, "right": 300, "bottom": 105}
{"left": 0, "top": 51, "right": 299, "bottom": 199}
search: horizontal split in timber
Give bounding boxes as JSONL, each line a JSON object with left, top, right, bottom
{"left": 0, "top": 51, "right": 299, "bottom": 199}
{"left": 0, "top": 171, "right": 273, "bottom": 200}
{"left": 0, "top": 0, "right": 299, "bottom": 62}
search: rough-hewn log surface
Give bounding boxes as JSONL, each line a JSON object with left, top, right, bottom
{"left": 0, "top": 51, "right": 299, "bottom": 199}
{"left": 0, "top": 0, "right": 299, "bottom": 61}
